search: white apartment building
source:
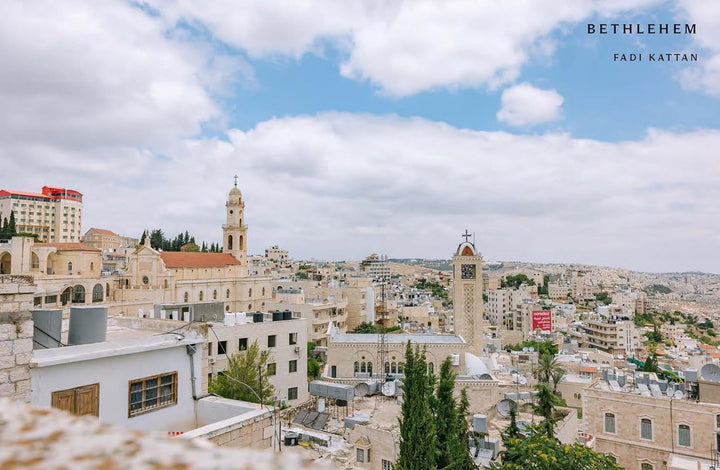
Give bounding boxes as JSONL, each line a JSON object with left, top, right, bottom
{"left": 0, "top": 186, "right": 83, "bottom": 242}
{"left": 264, "top": 245, "right": 289, "bottom": 265}
{"left": 207, "top": 312, "right": 310, "bottom": 406}
{"left": 612, "top": 289, "right": 647, "bottom": 314}
{"left": 360, "top": 253, "right": 390, "bottom": 280}
{"left": 580, "top": 318, "right": 640, "bottom": 357}
{"left": 486, "top": 287, "right": 533, "bottom": 330}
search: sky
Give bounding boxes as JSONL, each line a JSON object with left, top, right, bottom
{"left": 1, "top": 0, "right": 719, "bottom": 273}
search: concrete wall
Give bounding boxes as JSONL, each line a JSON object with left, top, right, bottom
{"left": 0, "top": 275, "right": 35, "bottom": 402}
{"left": 183, "top": 403, "right": 274, "bottom": 449}
{"left": 31, "top": 341, "right": 201, "bottom": 432}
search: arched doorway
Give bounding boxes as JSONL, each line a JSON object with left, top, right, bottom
{"left": 31, "top": 252, "right": 39, "bottom": 270}
{"left": 0, "top": 252, "right": 11, "bottom": 274}
{"left": 61, "top": 287, "right": 73, "bottom": 306}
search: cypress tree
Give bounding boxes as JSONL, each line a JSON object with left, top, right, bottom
{"left": 396, "top": 341, "right": 436, "bottom": 470}
{"left": 0, "top": 216, "right": 7, "bottom": 239}
{"left": 8, "top": 211, "right": 16, "bottom": 237}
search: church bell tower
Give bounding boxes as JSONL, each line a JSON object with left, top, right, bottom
{"left": 452, "top": 230, "right": 485, "bottom": 353}
{"left": 223, "top": 175, "right": 248, "bottom": 270}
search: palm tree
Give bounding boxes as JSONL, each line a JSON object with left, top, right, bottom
{"left": 535, "top": 353, "right": 564, "bottom": 387}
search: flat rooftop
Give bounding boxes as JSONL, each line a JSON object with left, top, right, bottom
{"left": 331, "top": 333, "right": 465, "bottom": 345}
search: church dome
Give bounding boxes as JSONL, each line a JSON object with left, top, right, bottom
{"left": 229, "top": 186, "right": 241, "bottom": 197}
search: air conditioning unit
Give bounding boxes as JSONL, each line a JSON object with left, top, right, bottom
{"left": 209, "top": 357, "right": 216, "bottom": 364}
{"left": 294, "top": 346, "right": 301, "bottom": 353}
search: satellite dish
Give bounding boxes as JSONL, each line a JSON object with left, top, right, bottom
{"left": 673, "top": 390, "right": 684, "bottom": 399}
{"left": 496, "top": 399, "right": 517, "bottom": 418}
{"left": 701, "top": 364, "right": 720, "bottom": 383}
{"left": 382, "top": 381, "right": 396, "bottom": 397}
{"left": 666, "top": 388, "right": 674, "bottom": 397}
{"left": 492, "top": 352, "right": 500, "bottom": 358}
{"left": 528, "top": 347, "right": 535, "bottom": 352}
{"left": 522, "top": 347, "right": 529, "bottom": 352}
{"left": 519, "top": 376, "right": 527, "bottom": 385}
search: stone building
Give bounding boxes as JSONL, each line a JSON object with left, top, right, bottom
{"left": 0, "top": 186, "right": 83, "bottom": 242}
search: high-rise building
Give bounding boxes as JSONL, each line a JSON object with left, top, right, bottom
{"left": 0, "top": 186, "right": 83, "bottom": 242}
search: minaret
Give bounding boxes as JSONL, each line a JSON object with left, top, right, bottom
{"left": 452, "top": 230, "right": 485, "bottom": 354}
{"left": 223, "top": 175, "right": 248, "bottom": 272}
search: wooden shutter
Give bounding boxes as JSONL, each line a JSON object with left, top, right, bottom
{"left": 51, "top": 388, "right": 75, "bottom": 414}
{"left": 51, "top": 383, "right": 99, "bottom": 417}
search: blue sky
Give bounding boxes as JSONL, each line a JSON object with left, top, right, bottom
{"left": 1, "top": 0, "right": 719, "bottom": 272}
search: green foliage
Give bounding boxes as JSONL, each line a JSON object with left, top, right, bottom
{"left": 414, "top": 278, "right": 448, "bottom": 299}
{"left": 209, "top": 340, "right": 274, "bottom": 404}
{"left": 352, "top": 321, "right": 378, "bottom": 333}
{"left": 0, "top": 211, "right": 18, "bottom": 239}
{"left": 307, "top": 357, "right": 321, "bottom": 380}
{"left": 537, "top": 275, "right": 550, "bottom": 296}
{"left": 647, "top": 284, "right": 672, "bottom": 294}
{"left": 594, "top": 291, "right": 612, "bottom": 305}
{"left": 533, "top": 383, "right": 563, "bottom": 437}
{"left": 15, "top": 232, "right": 39, "bottom": 241}
{"left": 698, "top": 318, "right": 715, "bottom": 330}
{"left": 505, "top": 340, "right": 558, "bottom": 356}
{"left": 142, "top": 228, "right": 220, "bottom": 252}
{"left": 396, "top": 342, "right": 437, "bottom": 470}
{"left": 492, "top": 426, "right": 622, "bottom": 470}
{"left": 642, "top": 353, "right": 658, "bottom": 372}
{"left": 501, "top": 274, "right": 535, "bottom": 289}
{"left": 295, "top": 270, "right": 309, "bottom": 279}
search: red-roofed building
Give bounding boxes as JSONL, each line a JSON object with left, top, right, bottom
{"left": 0, "top": 186, "right": 83, "bottom": 242}
{"left": 82, "top": 228, "right": 138, "bottom": 255}
{"left": 160, "top": 252, "right": 242, "bottom": 269}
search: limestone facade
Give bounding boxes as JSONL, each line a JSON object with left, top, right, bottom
{"left": 0, "top": 275, "right": 34, "bottom": 402}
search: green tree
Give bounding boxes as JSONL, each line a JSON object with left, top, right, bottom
{"left": 352, "top": 321, "right": 377, "bottom": 334}
{"left": 396, "top": 342, "right": 436, "bottom": 470}
{"left": 209, "top": 340, "right": 274, "bottom": 404}
{"left": 7, "top": 211, "right": 16, "bottom": 237}
{"left": 456, "top": 388, "right": 477, "bottom": 467}
{"left": 501, "top": 274, "right": 535, "bottom": 289}
{"left": 534, "top": 354, "right": 565, "bottom": 390}
{"left": 533, "top": 383, "right": 563, "bottom": 437}
{"left": 493, "top": 424, "right": 622, "bottom": 470}
{"left": 642, "top": 353, "right": 658, "bottom": 373}
{"left": 432, "top": 357, "right": 476, "bottom": 469}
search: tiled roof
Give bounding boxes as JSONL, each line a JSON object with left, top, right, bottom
{"left": 0, "top": 189, "right": 49, "bottom": 199}
{"left": 87, "top": 228, "right": 118, "bottom": 236}
{"left": 35, "top": 243, "right": 101, "bottom": 252}
{"left": 160, "top": 252, "right": 241, "bottom": 268}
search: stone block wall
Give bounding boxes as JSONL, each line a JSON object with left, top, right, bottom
{"left": 0, "top": 275, "right": 36, "bottom": 402}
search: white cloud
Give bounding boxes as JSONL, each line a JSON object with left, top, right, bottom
{"left": 156, "top": 0, "right": 664, "bottom": 96}
{"left": 675, "top": 1, "right": 720, "bottom": 97}
{"left": 497, "top": 83, "right": 564, "bottom": 126}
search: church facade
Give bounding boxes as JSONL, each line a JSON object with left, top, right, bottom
{"left": 325, "top": 233, "right": 488, "bottom": 380}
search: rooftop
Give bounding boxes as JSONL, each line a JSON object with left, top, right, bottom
{"left": 160, "top": 252, "right": 241, "bottom": 268}
{"left": 331, "top": 333, "right": 465, "bottom": 345}
{"left": 35, "top": 242, "right": 100, "bottom": 252}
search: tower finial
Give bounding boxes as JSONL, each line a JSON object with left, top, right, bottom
{"left": 233, "top": 174, "right": 238, "bottom": 187}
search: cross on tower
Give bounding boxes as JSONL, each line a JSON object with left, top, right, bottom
{"left": 233, "top": 174, "right": 238, "bottom": 187}
{"left": 461, "top": 229, "right": 472, "bottom": 242}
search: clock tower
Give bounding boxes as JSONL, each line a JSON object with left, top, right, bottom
{"left": 452, "top": 230, "right": 485, "bottom": 353}
{"left": 223, "top": 176, "right": 248, "bottom": 273}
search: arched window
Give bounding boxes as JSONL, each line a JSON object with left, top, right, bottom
{"left": 90, "top": 262, "right": 94, "bottom": 272}
{"left": 199, "top": 291, "right": 204, "bottom": 301}
{"left": 261, "top": 302, "right": 265, "bottom": 310}
{"left": 212, "top": 290, "right": 217, "bottom": 300}
{"left": 248, "top": 303, "right": 252, "bottom": 310}
{"left": 184, "top": 292, "right": 189, "bottom": 302}
{"left": 163, "top": 280, "right": 168, "bottom": 288}
{"left": 72, "top": 285, "right": 85, "bottom": 303}
{"left": 226, "top": 289, "right": 230, "bottom": 299}
{"left": 391, "top": 362, "right": 397, "bottom": 374}
{"left": 641, "top": 463, "right": 654, "bottom": 470}
{"left": 239, "top": 235, "right": 244, "bottom": 250}
{"left": 367, "top": 362, "right": 373, "bottom": 375}
{"left": 31, "top": 252, "right": 39, "bottom": 270}
{"left": 262, "top": 287, "right": 266, "bottom": 296}
{"left": 354, "top": 362, "right": 359, "bottom": 373}
{"left": 249, "top": 288, "right": 252, "bottom": 297}
{"left": 398, "top": 363, "right": 404, "bottom": 374}
{"left": 106, "top": 283, "right": 110, "bottom": 297}
{"left": 605, "top": 413, "right": 616, "bottom": 434}
{"left": 361, "top": 362, "right": 366, "bottom": 373}
{"left": 385, "top": 362, "right": 390, "bottom": 374}
{"left": 92, "top": 284, "right": 103, "bottom": 302}
{"left": 641, "top": 418, "right": 653, "bottom": 440}
{"left": 678, "top": 424, "right": 691, "bottom": 447}
{"left": 67, "top": 262, "right": 73, "bottom": 273}
{"left": 227, "top": 235, "right": 233, "bottom": 250}
{"left": 0, "top": 252, "right": 11, "bottom": 274}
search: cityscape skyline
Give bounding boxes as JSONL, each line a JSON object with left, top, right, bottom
{"left": 2, "top": 1, "right": 719, "bottom": 273}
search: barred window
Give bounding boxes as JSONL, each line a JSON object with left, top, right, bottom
{"left": 604, "top": 413, "right": 616, "bottom": 434}
{"left": 129, "top": 372, "right": 177, "bottom": 417}
{"left": 640, "top": 418, "right": 653, "bottom": 440}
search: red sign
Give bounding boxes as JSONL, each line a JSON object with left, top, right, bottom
{"left": 532, "top": 310, "right": 552, "bottom": 331}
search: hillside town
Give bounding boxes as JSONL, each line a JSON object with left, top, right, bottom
{"left": 2, "top": 183, "right": 720, "bottom": 470}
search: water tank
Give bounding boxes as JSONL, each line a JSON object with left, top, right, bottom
{"left": 450, "top": 354, "right": 460, "bottom": 366}
{"left": 235, "top": 312, "right": 247, "bottom": 325}
{"left": 284, "top": 432, "right": 300, "bottom": 446}
{"left": 318, "top": 398, "right": 326, "bottom": 413}
{"left": 272, "top": 310, "right": 283, "bottom": 321}
{"left": 67, "top": 306, "right": 108, "bottom": 346}
{"left": 473, "top": 414, "right": 487, "bottom": 433}
{"left": 253, "top": 312, "right": 264, "bottom": 323}
{"left": 32, "top": 309, "right": 62, "bottom": 349}
{"left": 283, "top": 310, "right": 293, "bottom": 320}
{"left": 684, "top": 368, "right": 699, "bottom": 382}
{"left": 223, "top": 313, "right": 236, "bottom": 326}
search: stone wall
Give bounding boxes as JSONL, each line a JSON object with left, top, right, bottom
{"left": 0, "top": 275, "right": 35, "bottom": 402}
